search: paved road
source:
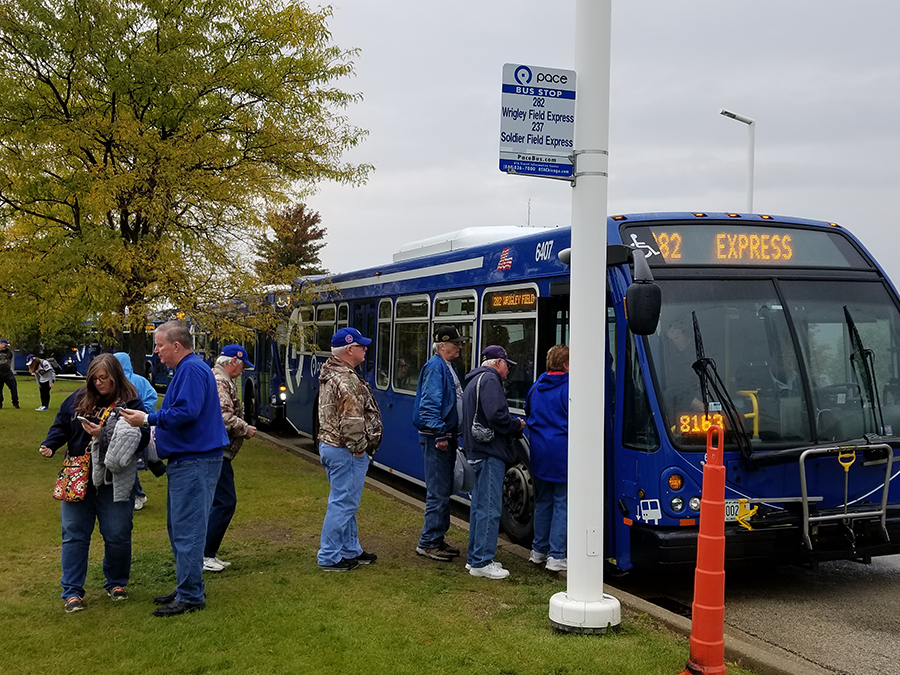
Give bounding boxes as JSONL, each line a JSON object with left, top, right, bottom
{"left": 617, "top": 555, "right": 900, "bottom": 675}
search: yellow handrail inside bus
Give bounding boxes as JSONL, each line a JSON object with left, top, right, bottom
{"left": 737, "top": 389, "right": 760, "bottom": 440}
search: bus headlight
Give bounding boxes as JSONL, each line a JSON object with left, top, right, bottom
{"left": 689, "top": 496, "right": 701, "bottom": 512}
{"left": 671, "top": 496, "right": 685, "bottom": 512}
{"left": 668, "top": 473, "right": 684, "bottom": 491}
{"left": 279, "top": 392, "right": 287, "bottom": 401}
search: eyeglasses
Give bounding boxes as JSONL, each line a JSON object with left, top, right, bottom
{"left": 93, "top": 374, "right": 110, "bottom": 383}
{"left": 351, "top": 344, "right": 368, "bottom": 351}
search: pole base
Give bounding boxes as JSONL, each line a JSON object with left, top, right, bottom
{"left": 548, "top": 591, "right": 621, "bottom": 634}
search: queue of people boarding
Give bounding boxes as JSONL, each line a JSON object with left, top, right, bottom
{"left": 38, "top": 320, "right": 570, "bottom": 615}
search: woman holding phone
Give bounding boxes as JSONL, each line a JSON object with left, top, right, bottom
{"left": 38, "top": 354, "right": 149, "bottom": 613}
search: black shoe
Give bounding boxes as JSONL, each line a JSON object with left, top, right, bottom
{"left": 153, "top": 599, "right": 205, "bottom": 617}
{"left": 153, "top": 590, "right": 177, "bottom": 605}
{"left": 13, "top": 404, "right": 19, "bottom": 409}
{"left": 319, "top": 558, "right": 359, "bottom": 572}
{"left": 438, "top": 541, "right": 461, "bottom": 557}
{"left": 353, "top": 551, "right": 378, "bottom": 565}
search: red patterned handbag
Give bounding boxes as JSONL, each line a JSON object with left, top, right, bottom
{"left": 52, "top": 453, "right": 90, "bottom": 502}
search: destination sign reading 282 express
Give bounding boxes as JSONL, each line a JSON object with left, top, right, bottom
{"left": 621, "top": 223, "right": 865, "bottom": 268}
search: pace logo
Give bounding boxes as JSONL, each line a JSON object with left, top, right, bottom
{"left": 514, "top": 65, "right": 532, "bottom": 85}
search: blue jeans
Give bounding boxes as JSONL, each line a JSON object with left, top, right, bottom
{"left": 318, "top": 442, "right": 368, "bottom": 566}
{"left": 60, "top": 483, "right": 134, "bottom": 599}
{"left": 166, "top": 455, "right": 222, "bottom": 604}
{"left": 417, "top": 435, "right": 455, "bottom": 549}
{"left": 205, "top": 458, "right": 236, "bottom": 558}
{"left": 532, "top": 478, "right": 568, "bottom": 559}
{"left": 466, "top": 456, "right": 506, "bottom": 568}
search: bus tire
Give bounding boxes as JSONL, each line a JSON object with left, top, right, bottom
{"left": 500, "top": 440, "right": 535, "bottom": 547}
{"left": 145, "top": 363, "right": 154, "bottom": 386}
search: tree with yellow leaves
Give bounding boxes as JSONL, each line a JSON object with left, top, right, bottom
{"left": 0, "top": 0, "right": 369, "bottom": 349}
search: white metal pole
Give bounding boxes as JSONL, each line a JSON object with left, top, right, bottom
{"left": 549, "top": 0, "right": 620, "bottom": 633}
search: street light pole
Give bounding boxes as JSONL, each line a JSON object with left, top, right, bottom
{"left": 720, "top": 109, "right": 755, "bottom": 213}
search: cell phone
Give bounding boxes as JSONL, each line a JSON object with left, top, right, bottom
{"left": 76, "top": 416, "right": 90, "bottom": 423}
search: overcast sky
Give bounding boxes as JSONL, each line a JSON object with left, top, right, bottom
{"left": 309, "top": 1, "right": 900, "bottom": 282}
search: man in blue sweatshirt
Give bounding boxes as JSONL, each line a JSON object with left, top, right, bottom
{"left": 121, "top": 320, "right": 228, "bottom": 616}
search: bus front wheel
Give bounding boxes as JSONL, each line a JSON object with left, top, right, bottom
{"left": 501, "top": 447, "right": 534, "bottom": 547}
{"left": 244, "top": 385, "right": 258, "bottom": 428}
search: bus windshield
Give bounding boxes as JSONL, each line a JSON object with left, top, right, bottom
{"left": 648, "top": 278, "right": 900, "bottom": 451}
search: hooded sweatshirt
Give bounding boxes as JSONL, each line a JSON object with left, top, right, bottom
{"left": 114, "top": 352, "right": 158, "bottom": 413}
{"left": 525, "top": 371, "right": 569, "bottom": 483}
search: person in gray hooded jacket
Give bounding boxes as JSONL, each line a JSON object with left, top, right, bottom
{"left": 461, "top": 345, "right": 524, "bottom": 580}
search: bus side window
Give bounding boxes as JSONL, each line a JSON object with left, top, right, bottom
{"left": 623, "top": 330, "right": 659, "bottom": 451}
{"left": 376, "top": 300, "right": 392, "bottom": 390}
{"left": 316, "top": 305, "right": 336, "bottom": 352}
{"left": 394, "top": 296, "right": 430, "bottom": 394}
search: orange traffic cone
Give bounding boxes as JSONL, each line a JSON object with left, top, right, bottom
{"left": 681, "top": 425, "right": 727, "bottom": 675}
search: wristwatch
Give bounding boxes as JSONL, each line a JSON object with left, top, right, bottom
{"left": 142, "top": 414, "right": 150, "bottom": 429}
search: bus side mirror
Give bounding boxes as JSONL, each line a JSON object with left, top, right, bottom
{"left": 625, "top": 253, "right": 661, "bottom": 335}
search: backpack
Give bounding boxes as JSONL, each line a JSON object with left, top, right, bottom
{"left": 46, "top": 357, "right": 62, "bottom": 374}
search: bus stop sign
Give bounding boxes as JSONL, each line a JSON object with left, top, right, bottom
{"left": 499, "top": 63, "right": 576, "bottom": 179}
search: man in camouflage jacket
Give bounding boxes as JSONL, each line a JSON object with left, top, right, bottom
{"left": 316, "top": 327, "right": 382, "bottom": 571}
{"left": 203, "top": 345, "right": 257, "bottom": 572}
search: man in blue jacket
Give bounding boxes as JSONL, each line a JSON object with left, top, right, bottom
{"left": 121, "top": 320, "right": 228, "bottom": 616}
{"left": 412, "top": 325, "right": 468, "bottom": 562}
{"left": 461, "top": 345, "right": 525, "bottom": 580}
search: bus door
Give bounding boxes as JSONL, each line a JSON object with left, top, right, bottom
{"left": 536, "top": 293, "right": 570, "bottom": 364}
{"left": 354, "top": 302, "right": 377, "bottom": 385}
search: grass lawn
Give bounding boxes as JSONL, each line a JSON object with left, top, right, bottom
{"left": 0, "top": 376, "right": 755, "bottom": 675}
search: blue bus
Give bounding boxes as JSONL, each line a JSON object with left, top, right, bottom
{"left": 258, "top": 212, "right": 900, "bottom": 570}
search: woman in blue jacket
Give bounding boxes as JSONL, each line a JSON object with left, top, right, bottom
{"left": 525, "top": 345, "right": 569, "bottom": 572}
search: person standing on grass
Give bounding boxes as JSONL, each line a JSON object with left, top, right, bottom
{"left": 120, "top": 320, "right": 228, "bottom": 617}
{"left": 412, "top": 325, "right": 467, "bottom": 562}
{"left": 317, "top": 327, "right": 383, "bottom": 572}
{"left": 203, "top": 345, "right": 257, "bottom": 573}
{"left": 26, "top": 354, "right": 56, "bottom": 411}
{"left": 0, "top": 338, "right": 19, "bottom": 409}
{"left": 525, "top": 345, "right": 569, "bottom": 573}
{"left": 462, "top": 345, "right": 525, "bottom": 580}
{"left": 39, "top": 354, "right": 149, "bottom": 613}
{"left": 114, "top": 352, "right": 158, "bottom": 511}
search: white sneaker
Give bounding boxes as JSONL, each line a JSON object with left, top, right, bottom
{"left": 213, "top": 557, "right": 231, "bottom": 567}
{"left": 529, "top": 550, "right": 548, "bottom": 564}
{"left": 203, "top": 556, "right": 225, "bottom": 572}
{"left": 133, "top": 495, "right": 148, "bottom": 511}
{"left": 546, "top": 557, "right": 568, "bottom": 572}
{"left": 36, "top": 406, "right": 49, "bottom": 411}
{"left": 469, "top": 561, "right": 510, "bottom": 579}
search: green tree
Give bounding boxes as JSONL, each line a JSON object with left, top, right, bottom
{"left": 255, "top": 203, "right": 328, "bottom": 285}
{"left": 0, "top": 0, "right": 369, "bottom": 345}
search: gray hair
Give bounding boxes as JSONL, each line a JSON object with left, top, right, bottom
{"left": 332, "top": 345, "right": 351, "bottom": 358}
{"left": 156, "top": 320, "right": 192, "bottom": 350}
{"left": 482, "top": 358, "right": 503, "bottom": 368}
{"left": 216, "top": 355, "right": 235, "bottom": 367}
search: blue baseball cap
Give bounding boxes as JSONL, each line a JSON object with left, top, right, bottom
{"left": 25, "top": 353, "right": 34, "bottom": 365}
{"left": 220, "top": 344, "right": 254, "bottom": 369}
{"left": 0, "top": 339, "right": 8, "bottom": 345}
{"left": 331, "top": 327, "right": 372, "bottom": 348}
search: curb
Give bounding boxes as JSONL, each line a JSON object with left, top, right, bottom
{"left": 261, "top": 431, "right": 831, "bottom": 675}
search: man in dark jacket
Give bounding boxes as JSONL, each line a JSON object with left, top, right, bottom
{"left": 412, "top": 325, "right": 468, "bottom": 562}
{"left": 462, "top": 345, "right": 525, "bottom": 580}
{"left": 0, "top": 338, "right": 19, "bottom": 409}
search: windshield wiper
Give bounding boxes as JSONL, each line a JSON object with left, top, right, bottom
{"left": 690, "top": 311, "right": 753, "bottom": 459}
{"left": 844, "top": 306, "right": 885, "bottom": 435}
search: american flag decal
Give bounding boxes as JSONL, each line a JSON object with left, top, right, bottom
{"left": 497, "top": 247, "right": 513, "bottom": 270}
